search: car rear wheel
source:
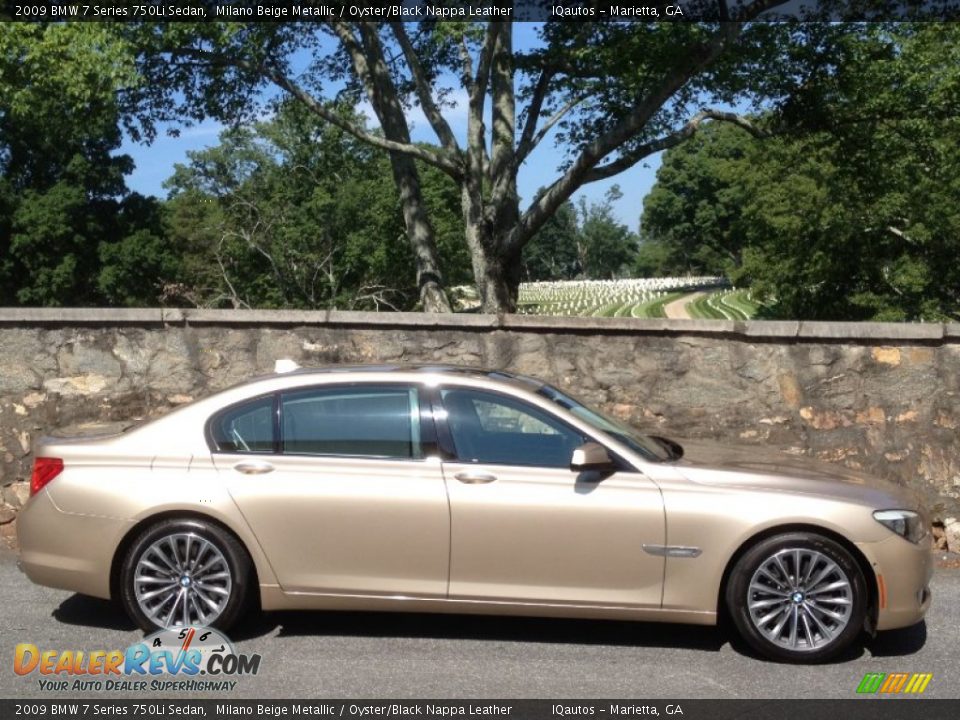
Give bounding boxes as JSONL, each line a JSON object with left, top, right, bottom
{"left": 120, "top": 518, "right": 252, "bottom": 632}
{"left": 725, "top": 532, "right": 868, "bottom": 662}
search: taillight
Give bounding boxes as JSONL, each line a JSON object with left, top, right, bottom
{"left": 30, "top": 457, "right": 64, "bottom": 496}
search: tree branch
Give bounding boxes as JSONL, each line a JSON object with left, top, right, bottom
{"left": 508, "top": 10, "right": 785, "bottom": 252}
{"left": 517, "top": 69, "right": 553, "bottom": 160}
{"left": 455, "top": 24, "right": 502, "bottom": 185}
{"left": 472, "top": 22, "right": 501, "bottom": 106}
{"left": 462, "top": 24, "right": 503, "bottom": 231}
{"left": 585, "top": 110, "right": 768, "bottom": 183}
{"left": 458, "top": 33, "right": 476, "bottom": 94}
{"left": 268, "top": 64, "right": 461, "bottom": 177}
{"left": 329, "top": 21, "right": 378, "bottom": 100}
{"left": 516, "top": 92, "right": 588, "bottom": 167}
{"left": 388, "top": 22, "right": 459, "bottom": 152}
{"left": 488, "top": 22, "right": 517, "bottom": 220}
{"left": 165, "top": 45, "right": 460, "bottom": 176}
{"left": 886, "top": 225, "right": 918, "bottom": 246}
{"left": 510, "top": 0, "right": 789, "bottom": 233}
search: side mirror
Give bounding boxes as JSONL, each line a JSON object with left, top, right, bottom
{"left": 570, "top": 442, "right": 615, "bottom": 472}
{"left": 650, "top": 435, "right": 684, "bottom": 460}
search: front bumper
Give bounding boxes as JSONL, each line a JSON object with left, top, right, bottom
{"left": 17, "top": 491, "right": 131, "bottom": 600}
{"left": 857, "top": 534, "right": 934, "bottom": 631}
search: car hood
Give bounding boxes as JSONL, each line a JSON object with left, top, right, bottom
{"left": 669, "top": 438, "right": 920, "bottom": 510}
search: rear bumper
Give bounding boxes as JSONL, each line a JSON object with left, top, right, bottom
{"left": 857, "top": 534, "right": 934, "bottom": 631}
{"left": 17, "top": 491, "right": 131, "bottom": 600}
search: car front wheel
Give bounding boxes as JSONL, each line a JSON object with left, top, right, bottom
{"left": 120, "top": 518, "right": 252, "bottom": 632}
{"left": 725, "top": 532, "right": 868, "bottom": 662}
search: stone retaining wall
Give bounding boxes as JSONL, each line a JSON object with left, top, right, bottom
{"left": 1, "top": 309, "right": 958, "bottom": 547}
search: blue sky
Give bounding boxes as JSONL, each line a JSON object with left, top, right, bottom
{"left": 119, "top": 24, "right": 662, "bottom": 231}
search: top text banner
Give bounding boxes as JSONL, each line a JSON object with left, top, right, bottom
{"left": 4, "top": 1, "right": 960, "bottom": 22}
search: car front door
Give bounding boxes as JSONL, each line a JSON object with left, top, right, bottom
{"left": 437, "top": 386, "right": 666, "bottom": 608}
{"left": 212, "top": 383, "right": 449, "bottom": 597}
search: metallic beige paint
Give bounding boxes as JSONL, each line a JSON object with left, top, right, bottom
{"left": 217, "top": 453, "right": 450, "bottom": 596}
{"left": 442, "top": 461, "right": 665, "bottom": 607}
{"left": 17, "top": 366, "right": 932, "bottom": 635}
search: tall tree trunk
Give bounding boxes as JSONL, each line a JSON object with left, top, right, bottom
{"left": 353, "top": 24, "right": 452, "bottom": 313}
{"left": 471, "top": 243, "right": 523, "bottom": 314}
{"left": 469, "top": 21, "right": 523, "bottom": 314}
{"left": 388, "top": 153, "right": 451, "bottom": 312}
{"left": 467, "top": 216, "right": 523, "bottom": 314}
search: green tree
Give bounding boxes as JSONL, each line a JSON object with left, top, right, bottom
{"left": 641, "top": 23, "right": 960, "bottom": 320}
{"left": 162, "top": 101, "right": 467, "bottom": 310}
{"left": 96, "top": 193, "right": 175, "bottom": 306}
{"left": 632, "top": 239, "right": 676, "bottom": 278}
{"left": 576, "top": 188, "right": 638, "bottom": 280}
{"left": 639, "top": 122, "right": 755, "bottom": 276}
{"left": 0, "top": 24, "right": 166, "bottom": 306}
{"left": 734, "top": 129, "right": 960, "bottom": 321}
{"left": 104, "top": 8, "right": 945, "bottom": 312}
{"left": 522, "top": 200, "right": 579, "bottom": 281}
{"left": 9, "top": 14, "right": 953, "bottom": 312}
{"left": 523, "top": 191, "right": 637, "bottom": 281}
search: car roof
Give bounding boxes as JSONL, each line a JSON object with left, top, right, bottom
{"left": 263, "top": 363, "right": 547, "bottom": 391}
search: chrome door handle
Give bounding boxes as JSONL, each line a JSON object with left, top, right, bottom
{"left": 233, "top": 462, "right": 275, "bottom": 475}
{"left": 454, "top": 472, "right": 497, "bottom": 484}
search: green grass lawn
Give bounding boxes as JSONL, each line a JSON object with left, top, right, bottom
{"left": 630, "top": 292, "right": 686, "bottom": 318}
{"left": 687, "top": 289, "right": 762, "bottom": 320}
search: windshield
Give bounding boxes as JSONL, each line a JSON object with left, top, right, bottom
{"left": 536, "top": 384, "right": 671, "bottom": 462}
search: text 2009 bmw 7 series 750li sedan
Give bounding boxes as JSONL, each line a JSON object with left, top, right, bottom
{"left": 18, "top": 363, "right": 932, "bottom": 662}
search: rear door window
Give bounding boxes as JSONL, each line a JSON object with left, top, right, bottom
{"left": 281, "top": 385, "right": 422, "bottom": 459}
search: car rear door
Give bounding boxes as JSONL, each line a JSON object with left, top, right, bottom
{"left": 436, "top": 386, "right": 666, "bottom": 608}
{"left": 211, "top": 382, "right": 449, "bottom": 597}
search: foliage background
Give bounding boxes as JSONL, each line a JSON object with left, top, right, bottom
{"left": 1, "top": 21, "right": 957, "bottom": 320}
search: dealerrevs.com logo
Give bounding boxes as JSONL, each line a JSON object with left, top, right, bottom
{"left": 14, "top": 626, "right": 261, "bottom": 693}
{"left": 856, "top": 672, "right": 933, "bottom": 695}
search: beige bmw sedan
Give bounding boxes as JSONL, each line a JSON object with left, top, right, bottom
{"left": 18, "top": 364, "right": 932, "bottom": 662}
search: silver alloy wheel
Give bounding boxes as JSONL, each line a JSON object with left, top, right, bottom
{"left": 133, "top": 532, "right": 232, "bottom": 627}
{"left": 746, "top": 547, "right": 853, "bottom": 651}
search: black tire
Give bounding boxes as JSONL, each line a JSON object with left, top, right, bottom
{"left": 725, "top": 532, "right": 868, "bottom": 663}
{"left": 120, "top": 518, "right": 252, "bottom": 632}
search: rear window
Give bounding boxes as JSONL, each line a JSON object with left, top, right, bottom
{"left": 209, "top": 395, "right": 275, "bottom": 453}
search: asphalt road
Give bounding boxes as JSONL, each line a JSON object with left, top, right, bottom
{"left": 2, "top": 548, "right": 957, "bottom": 699}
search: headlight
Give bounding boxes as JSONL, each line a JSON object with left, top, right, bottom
{"left": 873, "top": 509, "right": 928, "bottom": 544}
